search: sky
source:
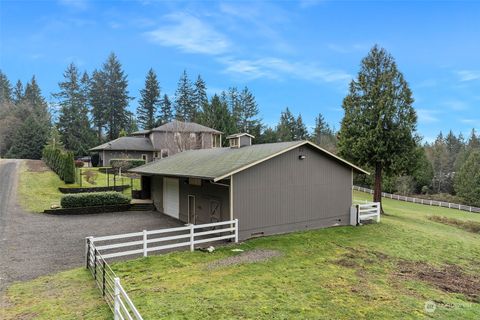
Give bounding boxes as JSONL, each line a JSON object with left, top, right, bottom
{"left": 1, "top": 0, "right": 479, "bottom": 142}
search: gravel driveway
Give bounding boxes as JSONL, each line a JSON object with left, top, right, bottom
{"left": 0, "top": 160, "right": 181, "bottom": 291}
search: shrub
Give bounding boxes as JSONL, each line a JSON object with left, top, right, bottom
{"left": 83, "top": 170, "right": 98, "bottom": 185}
{"left": 74, "top": 160, "right": 84, "bottom": 168}
{"left": 63, "top": 152, "right": 75, "bottom": 184}
{"left": 110, "top": 159, "right": 146, "bottom": 170}
{"left": 91, "top": 153, "right": 100, "bottom": 167}
{"left": 61, "top": 191, "right": 130, "bottom": 208}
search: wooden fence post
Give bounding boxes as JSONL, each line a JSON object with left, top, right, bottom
{"left": 102, "top": 260, "right": 106, "bottom": 296}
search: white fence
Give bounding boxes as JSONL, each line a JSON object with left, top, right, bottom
{"left": 90, "top": 219, "right": 239, "bottom": 260}
{"left": 86, "top": 219, "right": 239, "bottom": 320}
{"left": 357, "top": 202, "right": 381, "bottom": 223}
{"left": 353, "top": 186, "right": 480, "bottom": 214}
{"left": 86, "top": 240, "right": 143, "bottom": 320}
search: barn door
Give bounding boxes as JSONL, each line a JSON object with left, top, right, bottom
{"left": 163, "top": 178, "right": 179, "bottom": 219}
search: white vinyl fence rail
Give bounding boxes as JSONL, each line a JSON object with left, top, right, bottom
{"left": 353, "top": 185, "right": 480, "bottom": 214}
{"left": 86, "top": 240, "right": 143, "bottom": 320}
{"left": 85, "top": 219, "right": 239, "bottom": 320}
{"left": 90, "top": 219, "right": 239, "bottom": 260}
{"left": 357, "top": 202, "right": 381, "bottom": 223}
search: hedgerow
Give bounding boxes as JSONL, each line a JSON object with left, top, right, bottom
{"left": 42, "top": 145, "right": 76, "bottom": 184}
{"left": 60, "top": 191, "right": 130, "bottom": 208}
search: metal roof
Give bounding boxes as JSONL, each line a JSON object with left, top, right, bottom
{"left": 89, "top": 137, "right": 154, "bottom": 151}
{"left": 129, "top": 140, "right": 369, "bottom": 180}
{"left": 151, "top": 120, "right": 222, "bottom": 133}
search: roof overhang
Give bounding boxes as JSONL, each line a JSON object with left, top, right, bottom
{"left": 212, "top": 140, "right": 369, "bottom": 182}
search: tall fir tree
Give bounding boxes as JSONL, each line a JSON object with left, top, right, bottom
{"left": 0, "top": 70, "right": 12, "bottom": 103}
{"left": 137, "top": 68, "right": 161, "bottom": 130}
{"left": 237, "top": 87, "right": 261, "bottom": 137}
{"left": 90, "top": 53, "right": 131, "bottom": 140}
{"left": 157, "top": 94, "right": 173, "bottom": 125}
{"left": 293, "top": 114, "right": 308, "bottom": 140}
{"left": 13, "top": 80, "right": 24, "bottom": 104}
{"left": 174, "top": 70, "right": 195, "bottom": 121}
{"left": 338, "top": 45, "right": 417, "bottom": 207}
{"left": 193, "top": 75, "right": 208, "bottom": 122}
{"left": 311, "top": 113, "right": 337, "bottom": 151}
{"left": 276, "top": 107, "right": 296, "bottom": 142}
{"left": 53, "top": 63, "right": 95, "bottom": 156}
{"left": 209, "top": 94, "right": 235, "bottom": 141}
{"left": 6, "top": 115, "right": 49, "bottom": 159}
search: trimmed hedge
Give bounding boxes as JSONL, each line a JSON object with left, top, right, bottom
{"left": 110, "top": 159, "right": 146, "bottom": 170}
{"left": 42, "top": 145, "right": 76, "bottom": 184}
{"left": 60, "top": 191, "right": 130, "bottom": 208}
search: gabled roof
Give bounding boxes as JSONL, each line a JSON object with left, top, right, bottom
{"left": 89, "top": 137, "right": 153, "bottom": 152}
{"left": 151, "top": 120, "right": 222, "bottom": 134}
{"left": 130, "top": 129, "right": 151, "bottom": 136}
{"left": 226, "top": 133, "right": 255, "bottom": 139}
{"left": 129, "top": 140, "right": 369, "bottom": 180}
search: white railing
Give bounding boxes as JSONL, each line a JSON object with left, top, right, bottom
{"left": 86, "top": 240, "right": 143, "bottom": 320}
{"left": 353, "top": 186, "right": 480, "bottom": 214}
{"left": 89, "top": 219, "right": 239, "bottom": 260}
{"left": 357, "top": 202, "right": 380, "bottom": 223}
{"left": 86, "top": 219, "right": 239, "bottom": 320}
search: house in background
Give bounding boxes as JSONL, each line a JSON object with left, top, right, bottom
{"left": 90, "top": 120, "right": 222, "bottom": 167}
{"left": 130, "top": 134, "right": 368, "bottom": 240}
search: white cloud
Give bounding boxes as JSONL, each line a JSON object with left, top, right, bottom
{"left": 444, "top": 100, "right": 468, "bottom": 111}
{"left": 416, "top": 108, "right": 440, "bottom": 124}
{"left": 145, "top": 13, "right": 230, "bottom": 55}
{"left": 220, "top": 57, "right": 352, "bottom": 83}
{"left": 456, "top": 70, "right": 480, "bottom": 82}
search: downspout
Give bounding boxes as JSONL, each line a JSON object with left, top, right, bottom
{"left": 229, "top": 175, "right": 233, "bottom": 221}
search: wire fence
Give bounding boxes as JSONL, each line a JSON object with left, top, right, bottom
{"left": 353, "top": 186, "right": 480, "bottom": 214}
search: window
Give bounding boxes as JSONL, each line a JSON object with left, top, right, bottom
{"left": 213, "top": 134, "right": 221, "bottom": 148}
{"left": 229, "top": 137, "right": 239, "bottom": 148}
{"left": 161, "top": 149, "right": 169, "bottom": 158}
{"left": 141, "top": 154, "right": 148, "bottom": 162}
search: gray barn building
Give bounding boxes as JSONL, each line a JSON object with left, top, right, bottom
{"left": 130, "top": 135, "right": 368, "bottom": 240}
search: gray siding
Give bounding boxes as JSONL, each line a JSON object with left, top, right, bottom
{"left": 101, "top": 150, "right": 153, "bottom": 166}
{"left": 233, "top": 145, "right": 352, "bottom": 240}
{"left": 239, "top": 135, "right": 252, "bottom": 147}
{"left": 151, "top": 176, "right": 229, "bottom": 225}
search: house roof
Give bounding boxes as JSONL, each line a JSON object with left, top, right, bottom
{"left": 151, "top": 120, "right": 222, "bottom": 134}
{"left": 226, "top": 133, "right": 255, "bottom": 139}
{"left": 89, "top": 137, "right": 154, "bottom": 152}
{"left": 130, "top": 129, "right": 151, "bottom": 136}
{"left": 129, "top": 140, "right": 369, "bottom": 181}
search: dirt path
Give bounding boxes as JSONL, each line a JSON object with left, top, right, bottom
{"left": 0, "top": 160, "right": 181, "bottom": 292}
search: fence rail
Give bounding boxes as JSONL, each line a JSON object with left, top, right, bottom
{"left": 353, "top": 186, "right": 480, "bottom": 214}
{"left": 91, "top": 219, "right": 239, "bottom": 260}
{"left": 357, "top": 202, "right": 381, "bottom": 223}
{"left": 85, "top": 219, "right": 239, "bottom": 320}
{"left": 86, "top": 239, "right": 143, "bottom": 320}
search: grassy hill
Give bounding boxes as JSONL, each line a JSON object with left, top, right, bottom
{"left": 2, "top": 190, "right": 479, "bottom": 319}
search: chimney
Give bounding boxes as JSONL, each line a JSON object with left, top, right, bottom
{"left": 226, "top": 133, "right": 254, "bottom": 148}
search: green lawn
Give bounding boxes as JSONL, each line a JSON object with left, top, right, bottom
{"left": 17, "top": 161, "right": 139, "bottom": 212}
{"left": 3, "top": 190, "right": 480, "bottom": 319}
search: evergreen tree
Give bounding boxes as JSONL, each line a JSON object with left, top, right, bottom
{"left": 89, "top": 69, "right": 107, "bottom": 140}
{"left": 13, "top": 80, "right": 24, "bottom": 104}
{"left": 208, "top": 94, "right": 234, "bottom": 141}
{"left": 24, "top": 76, "right": 50, "bottom": 122}
{"left": 137, "top": 68, "right": 161, "bottom": 130}
{"left": 0, "top": 70, "right": 12, "bottom": 103}
{"left": 338, "top": 45, "right": 417, "bottom": 207}
{"left": 294, "top": 114, "right": 308, "bottom": 140}
{"left": 193, "top": 75, "right": 208, "bottom": 122}
{"left": 467, "top": 128, "right": 480, "bottom": 150}
{"left": 90, "top": 53, "right": 131, "bottom": 140}
{"left": 276, "top": 107, "right": 296, "bottom": 141}
{"left": 237, "top": 87, "right": 261, "bottom": 137}
{"left": 454, "top": 150, "right": 480, "bottom": 206}
{"left": 157, "top": 94, "right": 173, "bottom": 125}
{"left": 226, "top": 87, "right": 240, "bottom": 129}
{"left": 311, "top": 113, "right": 337, "bottom": 151}
{"left": 174, "top": 70, "right": 194, "bottom": 121}
{"left": 125, "top": 111, "right": 139, "bottom": 134}
{"left": 259, "top": 127, "right": 278, "bottom": 143}
{"left": 6, "top": 115, "right": 49, "bottom": 159}
{"left": 54, "top": 63, "right": 95, "bottom": 155}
